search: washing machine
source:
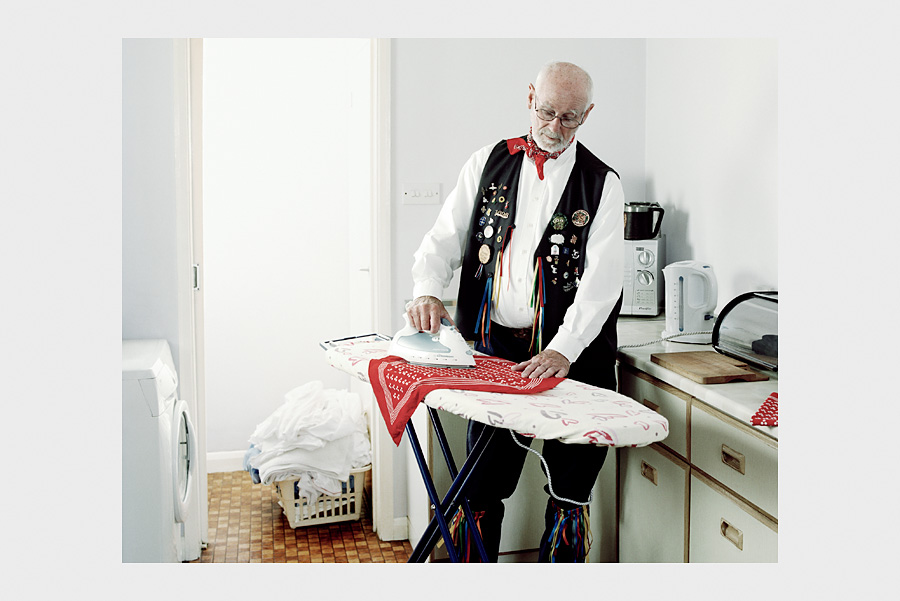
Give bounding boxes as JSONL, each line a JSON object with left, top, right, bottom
{"left": 122, "top": 339, "right": 201, "bottom": 562}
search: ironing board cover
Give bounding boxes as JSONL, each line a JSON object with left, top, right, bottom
{"left": 324, "top": 339, "right": 669, "bottom": 448}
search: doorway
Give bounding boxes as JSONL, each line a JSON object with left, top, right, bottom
{"left": 193, "top": 38, "right": 397, "bottom": 539}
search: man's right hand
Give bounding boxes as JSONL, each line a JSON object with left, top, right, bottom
{"left": 407, "top": 296, "right": 453, "bottom": 334}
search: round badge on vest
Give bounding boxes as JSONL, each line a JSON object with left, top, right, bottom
{"left": 478, "top": 244, "right": 492, "bottom": 264}
{"left": 572, "top": 209, "right": 590, "bottom": 227}
{"left": 551, "top": 213, "right": 567, "bottom": 230}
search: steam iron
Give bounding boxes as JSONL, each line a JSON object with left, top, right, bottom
{"left": 388, "top": 313, "right": 476, "bottom": 368}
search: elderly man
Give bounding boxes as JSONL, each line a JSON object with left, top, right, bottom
{"left": 407, "top": 61, "right": 624, "bottom": 562}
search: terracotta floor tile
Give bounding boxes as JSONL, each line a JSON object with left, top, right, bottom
{"left": 191, "top": 471, "right": 412, "bottom": 564}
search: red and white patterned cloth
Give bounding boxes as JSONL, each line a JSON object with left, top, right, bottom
{"left": 368, "top": 355, "right": 563, "bottom": 445}
{"left": 323, "top": 339, "right": 669, "bottom": 449}
{"left": 751, "top": 392, "right": 778, "bottom": 427}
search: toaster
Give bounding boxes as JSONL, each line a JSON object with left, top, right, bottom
{"left": 712, "top": 291, "right": 778, "bottom": 371}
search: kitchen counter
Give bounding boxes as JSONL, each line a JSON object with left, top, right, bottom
{"left": 616, "top": 315, "right": 778, "bottom": 441}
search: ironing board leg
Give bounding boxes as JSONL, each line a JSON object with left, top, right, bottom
{"left": 404, "top": 420, "right": 460, "bottom": 563}
{"left": 408, "top": 423, "right": 496, "bottom": 562}
{"left": 426, "top": 407, "right": 489, "bottom": 563}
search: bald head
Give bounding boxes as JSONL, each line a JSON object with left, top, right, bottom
{"left": 535, "top": 61, "right": 593, "bottom": 110}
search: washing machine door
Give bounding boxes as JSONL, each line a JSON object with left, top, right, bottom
{"left": 172, "top": 400, "right": 198, "bottom": 524}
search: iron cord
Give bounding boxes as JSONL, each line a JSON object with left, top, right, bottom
{"left": 616, "top": 330, "right": 713, "bottom": 350}
{"left": 508, "top": 429, "right": 592, "bottom": 506}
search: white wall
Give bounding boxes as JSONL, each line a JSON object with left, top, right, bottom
{"left": 122, "top": 39, "right": 185, "bottom": 368}
{"left": 645, "top": 39, "right": 778, "bottom": 306}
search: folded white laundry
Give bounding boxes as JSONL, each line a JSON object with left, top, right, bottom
{"left": 250, "top": 434, "right": 355, "bottom": 486}
{"left": 247, "top": 381, "right": 373, "bottom": 493}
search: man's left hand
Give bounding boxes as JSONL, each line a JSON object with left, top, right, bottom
{"left": 512, "top": 349, "right": 570, "bottom": 379}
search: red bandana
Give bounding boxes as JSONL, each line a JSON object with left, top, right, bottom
{"left": 506, "top": 132, "right": 570, "bottom": 180}
{"left": 367, "top": 354, "right": 563, "bottom": 446}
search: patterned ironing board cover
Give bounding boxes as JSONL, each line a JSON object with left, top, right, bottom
{"left": 324, "top": 339, "right": 668, "bottom": 448}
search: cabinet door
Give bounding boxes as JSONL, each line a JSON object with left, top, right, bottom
{"left": 618, "top": 444, "right": 689, "bottom": 563}
{"left": 689, "top": 472, "right": 778, "bottom": 563}
{"left": 618, "top": 366, "right": 690, "bottom": 459}
{"left": 691, "top": 401, "right": 778, "bottom": 519}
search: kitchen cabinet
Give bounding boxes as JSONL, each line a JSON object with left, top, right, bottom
{"left": 689, "top": 471, "right": 777, "bottom": 562}
{"left": 618, "top": 442, "right": 689, "bottom": 562}
{"left": 616, "top": 317, "right": 778, "bottom": 563}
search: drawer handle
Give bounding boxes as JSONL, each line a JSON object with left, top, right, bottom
{"left": 643, "top": 399, "right": 660, "bottom": 413}
{"left": 640, "top": 460, "right": 658, "bottom": 486}
{"left": 721, "top": 444, "right": 746, "bottom": 475}
{"left": 720, "top": 519, "right": 744, "bottom": 550}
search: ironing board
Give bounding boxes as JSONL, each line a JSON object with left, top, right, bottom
{"left": 322, "top": 336, "right": 669, "bottom": 562}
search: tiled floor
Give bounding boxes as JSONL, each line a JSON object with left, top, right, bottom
{"left": 190, "top": 471, "right": 412, "bottom": 563}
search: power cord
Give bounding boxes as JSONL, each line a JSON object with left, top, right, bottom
{"left": 508, "top": 430, "right": 592, "bottom": 506}
{"left": 616, "top": 330, "right": 714, "bottom": 350}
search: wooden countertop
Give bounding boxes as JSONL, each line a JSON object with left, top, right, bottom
{"left": 616, "top": 315, "right": 778, "bottom": 441}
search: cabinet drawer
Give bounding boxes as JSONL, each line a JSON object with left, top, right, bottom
{"left": 618, "top": 366, "right": 690, "bottom": 459}
{"left": 689, "top": 472, "right": 777, "bottom": 562}
{"left": 618, "top": 444, "right": 689, "bottom": 563}
{"left": 691, "top": 402, "right": 778, "bottom": 518}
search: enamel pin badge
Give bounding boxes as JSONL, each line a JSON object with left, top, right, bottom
{"left": 572, "top": 210, "right": 590, "bottom": 227}
{"left": 551, "top": 213, "right": 567, "bottom": 230}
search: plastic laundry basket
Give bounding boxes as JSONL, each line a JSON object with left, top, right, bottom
{"left": 274, "top": 465, "right": 371, "bottom": 528}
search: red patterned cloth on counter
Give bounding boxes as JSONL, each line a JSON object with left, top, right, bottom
{"left": 751, "top": 392, "right": 778, "bottom": 426}
{"left": 367, "top": 355, "right": 563, "bottom": 445}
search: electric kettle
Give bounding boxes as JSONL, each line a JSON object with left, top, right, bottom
{"left": 661, "top": 261, "right": 718, "bottom": 344}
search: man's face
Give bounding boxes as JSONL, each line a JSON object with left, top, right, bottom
{"left": 528, "top": 82, "right": 594, "bottom": 153}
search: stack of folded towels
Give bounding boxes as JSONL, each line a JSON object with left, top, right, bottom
{"left": 243, "top": 380, "right": 372, "bottom": 503}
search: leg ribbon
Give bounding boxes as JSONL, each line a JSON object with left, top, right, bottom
{"left": 448, "top": 507, "right": 487, "bottom": 563}
{"left": 538, "top": 499, "right": 592, "bottom": 563}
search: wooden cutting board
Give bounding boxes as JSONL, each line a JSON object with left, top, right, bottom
{"left": 650, "top": 351, "right": 769, "bottom": 384}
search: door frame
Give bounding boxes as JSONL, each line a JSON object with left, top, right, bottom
{"left": 370, "top": 38, "right": 403, "bottom": 541}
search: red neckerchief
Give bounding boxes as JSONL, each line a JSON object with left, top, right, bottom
{"left": 506, "top": 131, "right": 572, "bottom": 180}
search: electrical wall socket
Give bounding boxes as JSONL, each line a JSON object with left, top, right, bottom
{"left": 401, "top": 183, "right": 441, "bottom": 205}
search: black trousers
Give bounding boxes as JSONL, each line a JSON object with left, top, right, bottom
{"left": 464, "top": 322, "right": 609, "bottom": 557}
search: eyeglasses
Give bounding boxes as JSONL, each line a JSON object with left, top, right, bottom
{"left": 533, "top": 94, "right": 585, "bottom": 128}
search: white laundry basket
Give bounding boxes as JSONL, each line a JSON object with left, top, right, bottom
{"left": 274, "top": 465, "right": 371, "bottom": 528}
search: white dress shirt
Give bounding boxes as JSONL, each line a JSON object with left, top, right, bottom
{"left": 412, "top": 136, "right": 624, "bottom": 364}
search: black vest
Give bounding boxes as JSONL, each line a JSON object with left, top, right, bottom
{"left": 455, "top": 137, "right": 624, "bottom": 390}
